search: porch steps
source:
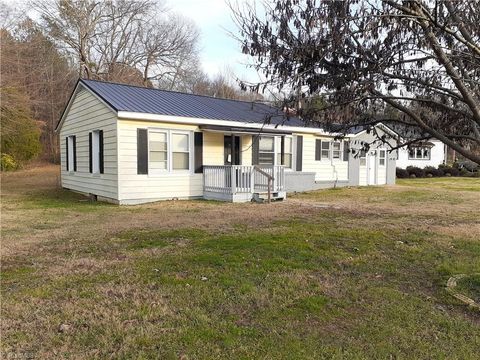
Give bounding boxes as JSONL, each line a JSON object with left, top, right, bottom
{"left": 252, "top": 191, "right": 285, "bottom": 203}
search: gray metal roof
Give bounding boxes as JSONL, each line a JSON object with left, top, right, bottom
{"left": 80, "top": 79, "right": 306, "bottom": 127}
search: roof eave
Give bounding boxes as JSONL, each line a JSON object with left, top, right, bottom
{"left": 116, "top": 110, "right": 354, "bottom": 137}
{"left": 55, "top": 79, "right": 118, "bottom": 133}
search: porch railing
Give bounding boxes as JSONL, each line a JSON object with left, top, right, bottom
{"left": 203, "top": 165, "right": 285, "bottom": 194}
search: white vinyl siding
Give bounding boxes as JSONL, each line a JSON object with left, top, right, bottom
{"left": 59, "top": 86, "right": 118, "bottom": 200}
{"left": 117, "top": 120, "right": 202, "bottom": 203}
{"left": 302, "top": 134, "right": 349, "bottom": 181}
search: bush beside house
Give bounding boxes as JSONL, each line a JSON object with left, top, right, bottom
{"left": 397, "top": 163, "right": 479, "bottom": 178}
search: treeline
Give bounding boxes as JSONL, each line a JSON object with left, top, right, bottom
{"left": 0, "top": 0, "right": 259, "bottom": 168}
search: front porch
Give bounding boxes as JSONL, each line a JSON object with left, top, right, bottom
{"left": 203, "top": 165, "right": 286, "bottom": 202}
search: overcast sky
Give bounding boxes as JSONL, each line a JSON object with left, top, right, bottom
{"left": 169, "top": 0, "right": 259, "bottom": 83}
{"left": 6, "top": 0, "right": 260, "bottom": 84}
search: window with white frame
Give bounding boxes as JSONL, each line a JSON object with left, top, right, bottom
{"left": 359, "top": 150, "right": 367, "bottom": 166}
{"left": 321, "top": 141, "right": 330, "bottom": 159}
{"left": 91, "top": 131, "right": 100, "bottom": 173}
{"left": 316, "top": 140, "right": 343, "bottom": 161}
{"left": 67, "top": 135, "right": 75, "bottom": 171}
{"left": 259, "top": 136, "right": 275, "bottom": 165}
{"left": 148, "top": 130, "right": 191, "bottom": 174}
{"left": 379, "top": 149, "right": 386, "bottom": 166}
{"left": 149, "top": 131, "right": 168, "bottom": 173}
{"left": 408, "top": 146, "right": 431, "bottom": 160}
{"left": 172, "top": 133, "right": 189, "bottom": 170}
{"left": 276, "top": 136, "right": 293, "bottom": 168}
{"left": 332, "top": 141, "right": 341, "bottom": 159}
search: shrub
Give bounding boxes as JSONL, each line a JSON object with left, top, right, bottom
{"left": 396, "top": 167, "right": 409, "bottom": 178}
{"left": 443, "top": 166, "right": 460, "bottom": 177}
{"left": 1, "top": 153, "right": 18, "bottom": 171}
{"left": 424, "top": 166, "right": 444, "bottom": 177}
{"left": 406, "top": 166, "right": 425, "bottom": 178}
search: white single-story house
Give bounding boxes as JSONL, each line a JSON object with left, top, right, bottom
{"left": 56, "top": 79, "right": 397, "bottom": 204}
{"left": 396, "top": 139, "right": 447, "bottom": 169}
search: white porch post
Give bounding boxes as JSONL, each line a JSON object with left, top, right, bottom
{"left": 231, "top": 165, "right": 236, "bottom": 194}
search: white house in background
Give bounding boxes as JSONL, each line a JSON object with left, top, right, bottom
{"left": 396, "top": 139, "right": 447, "bottom": 169}
{"left": 56, "top": 79, "right": 397, "bottom": 204}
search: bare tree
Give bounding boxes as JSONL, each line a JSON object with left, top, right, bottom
{"left": 232, "top": 0, "right": 480, "bottom": 164}
{"left": 35, "top": 0, "right": 105, "bottom": 78}
{"left": 34, "top": 0, "right": 200, "bottom": 86}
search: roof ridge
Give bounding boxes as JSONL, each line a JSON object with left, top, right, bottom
{"left": 80, "top": 78, "right": 276, "bottom": 108}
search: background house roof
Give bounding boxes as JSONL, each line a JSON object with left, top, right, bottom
{"left": 80, "top": 79, "right": 306, "bottom": 127}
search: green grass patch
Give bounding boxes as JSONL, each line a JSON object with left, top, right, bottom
{"left": 22, "top": 188, "right": 113, "bottom": 211}
{"left": 456, "top": 274, "right": 480, "bottom": 303}
{"left": 2, "top": 170, "right": 480, "bottom": 359}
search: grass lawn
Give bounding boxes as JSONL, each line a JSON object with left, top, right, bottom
{"left": 1, "top": 165, "right": 479, "bottom": 359}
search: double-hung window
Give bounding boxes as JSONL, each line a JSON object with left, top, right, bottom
{"left": 258, "top": 136, "right": 275, "bottom": 165}
{"left": 321, "top": 141, "right": 330, "bottom": 159}
{"left": 277, "top": 136, "right": 293, "bottom": 168}
{"left": 172, "top": 133, "right": 190, "bottom": 170}
{"left": 379, "top": 150, "right": 386, "bottom": 166}
{"left": 149, "top": 131, "right": 168, "bottom": 174}
{"left": 147, "top": 130, "right": 191, "bottom": 174}
{"left": 332, "top": 141, "right": 341, "bottom": 159}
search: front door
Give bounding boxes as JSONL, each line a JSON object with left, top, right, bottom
{"left": 224, "top": 135, "right": 241, "bottom": 165}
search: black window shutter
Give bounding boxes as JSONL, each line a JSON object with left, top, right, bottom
{"left": 280, "top": 136, "right": 285, "bottom": 165}
{"left": 99, "top": 130, "right": 104, "bottom": 174}
{"left": 137, "top": 128, "right": 148, "bottom": 174}
{"left": 194, "top": 132, "right": 203, "bottom": 173}
{"left": 89, "top": 132, "right": 93, "bottom": 173}
{"left": 343, "top": 141, "right": 350, "bottom": 161}
{"left": 252, "top": 136, "right": 259, "bottom": 165}
{"left": 73, "top": 136, "right": 77, "bottom": 171}
{"left": 65, "top": 137, "right": 69, "bottom": 171}
{"left": 296, "top": 135, "right": 303, "bottom": 171}
{"left": 315, "top": 139, "right": 321, "bottom": 161}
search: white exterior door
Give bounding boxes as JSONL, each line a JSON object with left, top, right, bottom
{"left": 377, "top": 149, "right": 387, "bottom": 185}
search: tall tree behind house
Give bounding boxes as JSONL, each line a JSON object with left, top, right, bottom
{"left": 232, "top": 0, "right": 480, "bottom": 164}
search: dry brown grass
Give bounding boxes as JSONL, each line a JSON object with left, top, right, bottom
{"left": 1, "top": 165, "right": 479, "bottom": 359}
